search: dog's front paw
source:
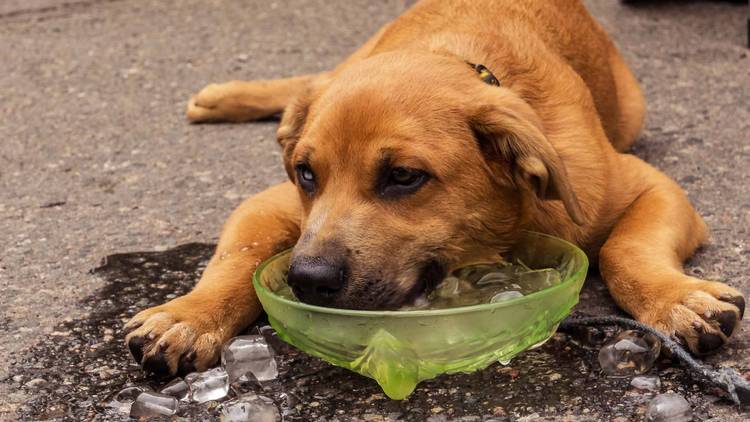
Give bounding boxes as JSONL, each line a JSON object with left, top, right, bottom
{"left": 124, "top": 295, "right": 229, "bottom": 377}
{"left": 641, "top": 279, "right": 744, "bottom": 355}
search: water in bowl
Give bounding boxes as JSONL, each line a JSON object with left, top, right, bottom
{"left": 273, "top": 259, "right": 562, "bottom": 310}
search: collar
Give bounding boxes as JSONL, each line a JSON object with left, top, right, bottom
{"left": 466, "top": 61, "right": 500, "bottom": 87}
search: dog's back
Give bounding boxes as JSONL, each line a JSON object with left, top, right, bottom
{"left": 370, "top": 0, "right": 643, "bottom": 150}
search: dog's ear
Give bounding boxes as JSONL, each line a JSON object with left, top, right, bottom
{"left": 277, "top": 93, "right": 311, "bottom": 181}
{"left": 469, "top": 89, "right": 585, "bottom": 225}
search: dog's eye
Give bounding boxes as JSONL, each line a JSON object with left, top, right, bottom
{"left": 382, "top": 167, "right": 428, "bottom": 197}
{"left": 295, "top": 164, "right": 316, "bottom": 193}
{"left": 391, "top": 168, "right": 420, "bottom": 185}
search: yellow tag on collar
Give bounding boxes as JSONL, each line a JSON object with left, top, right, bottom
{"left": 467, "top": 62, "right": 500, "bottom": 87}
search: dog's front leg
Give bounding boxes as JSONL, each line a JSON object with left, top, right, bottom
{"left": 599, "top": 156, "right": 745, "bottom": 355}
{"left": 124, "top": 182, "right": 300, "bottom": 376}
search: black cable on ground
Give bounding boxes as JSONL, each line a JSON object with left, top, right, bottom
{"left": 559, "top": 315, "right": 750, "bottom": 408}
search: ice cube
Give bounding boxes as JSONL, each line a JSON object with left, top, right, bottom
{"left": 598, "top": 330, "right": 661, "bottom": 376}
{"left": 186, "top": 367, "right": 230, "bottom": 403}
{"left": 107, "top": 385, "right": 146, "bottom": 414}
{"left": 630, "top": 375, "right": 661, "bottom": 392}
{"left": 160, "top": 377, "right": 189, "bottom": 401}
{"left": 222, "top": 335, "right": 279, "bottom": 383}
{"left": 476, "top": 272, "right": 514, "bottom": 286}
{"left": 489, "top": 290, "right": 524, "bottom": 303}
{"left": 129, "top": 391, "right": 179, "bottom": 418}
{"left": 220, "top": 393, "right": 280, "bottom": 422}
{"left": 517, "top": 268, "right": 561, "bottom": 293}
{"left": 452, "top": 264, "right": 499, "bottom": 284}
{"left": 645, "top": 393, "right": 692, "bottom": 422}
{"left": 476, "top": 264, "right": 520, "bottom": 286}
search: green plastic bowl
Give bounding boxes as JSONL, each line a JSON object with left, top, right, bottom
{"left": 253, "top": 231, "right": 588, "bottom": 399}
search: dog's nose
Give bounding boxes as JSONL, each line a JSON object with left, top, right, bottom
{"left": 287, "top": 257, "right": 347, "bottom": 305}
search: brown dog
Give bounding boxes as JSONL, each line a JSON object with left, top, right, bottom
{"left": 125, "top": 0, "right": 745, "bottom": 376}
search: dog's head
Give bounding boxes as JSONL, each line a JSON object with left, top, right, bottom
{"left": 277, "top": 52, "right": 582, "bottom": 309}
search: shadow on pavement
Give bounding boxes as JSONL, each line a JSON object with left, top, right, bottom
{"left": 5, "top": 243, "right": 734, "bottom": 420}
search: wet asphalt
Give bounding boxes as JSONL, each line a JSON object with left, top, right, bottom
{"left": 1, "top": 0, "right": 749, "bottom": 420}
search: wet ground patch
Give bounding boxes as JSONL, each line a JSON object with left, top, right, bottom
{"left": 4, "top": 244, "right": 735, "bottom": 420}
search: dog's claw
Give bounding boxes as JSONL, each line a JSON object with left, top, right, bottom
{"left": 123, "top": 321, "right": 142, "bottom": 335}
{"left": 128, "top": 335, "right": 146, "bottom": 363}
{"left": 719, "top": 294, "right": 745, "bottom": 319}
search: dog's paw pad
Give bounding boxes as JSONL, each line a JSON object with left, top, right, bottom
{"left": 696, "top": 330, "right": 724, "bottom": 354}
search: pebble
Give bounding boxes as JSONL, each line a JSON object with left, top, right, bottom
{"left": 631, "top": 375, "right": 661, "bottom": 392}
{"left": 24, "top": 378, "right": 48, "bottom": 389}
{"left": 94, "top": 366, "right": 119, "bottom": 380}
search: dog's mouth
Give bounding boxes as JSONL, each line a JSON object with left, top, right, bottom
{"left": 401, "top": 260, "right": 445, "bottom": 308}
{"left": 290, "top": 259, "right": 447, "bottom": 311}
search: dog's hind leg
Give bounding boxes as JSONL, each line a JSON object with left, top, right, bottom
{"left": 124, "top": 182, "right": 301, "bottom": 376}
{"left": 609, "top": 50, "right": 645, "bottom": 152}
{"left": 186, "top": 74, "right": 322, "bottom": 123}
{"left": 187, "top": 23, "right": 392, "bottom": 123}
{"left": 599, "top": 156, "right": 744, "bottom": 355}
